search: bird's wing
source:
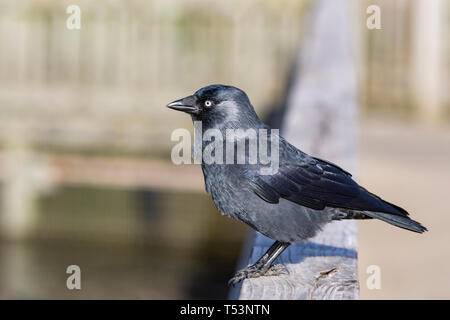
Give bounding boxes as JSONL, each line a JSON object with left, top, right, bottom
{"left": 246, "top": 157, "right": 409, "bottom": 216}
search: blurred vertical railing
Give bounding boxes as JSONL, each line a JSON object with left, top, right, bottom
{"left": 0, "top": 2, "right": 303, "bottom": 92}
{"left": 0, "top": 1, "right": 306, "bottom": 151}
{"left": 362, "top": 0, "right": 449, "bottom": 119}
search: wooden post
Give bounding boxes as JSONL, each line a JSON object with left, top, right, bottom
{"left": 1, "top": 140, "right": 36, "bottom": 240}
{"left": 230, "top": 0, "right": 359, "bottom": 300}
{"left": 411, "top": 0, "right": 445, "bottom": 123}
{"left": 0, "top": 131, "right": 55, "bottom": 240}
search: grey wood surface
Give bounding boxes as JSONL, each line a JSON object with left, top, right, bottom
{"left": 231, "top": 0, "right": 359, "bottom": 300}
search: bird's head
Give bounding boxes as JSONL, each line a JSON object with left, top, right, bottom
{"left": 167, "top": 85, "right": 261, "bottom": 129}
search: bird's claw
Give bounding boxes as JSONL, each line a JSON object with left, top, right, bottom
{"left": 264, "top": 263, "right": 289, "bottom": 276}
{"left": 228, "top": 263, "right": 289, "bottom": 287}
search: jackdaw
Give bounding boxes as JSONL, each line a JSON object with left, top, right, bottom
{"left": 167, "top": 84, "right": 427, "bottom": 285}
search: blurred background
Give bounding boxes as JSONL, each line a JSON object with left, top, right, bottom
{"left": 0, "top": 0, "right": 448, "bottom": 299}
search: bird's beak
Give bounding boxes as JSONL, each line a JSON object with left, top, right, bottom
{"left": 167, "top": 95, "right": 199, "bottom": 114}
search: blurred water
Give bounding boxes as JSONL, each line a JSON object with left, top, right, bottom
{"left": 0, "top": 186, "right": 247, "bottom": 299}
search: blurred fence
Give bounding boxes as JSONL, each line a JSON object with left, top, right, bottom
{"left": 0, "top": 0, "right": 307, "bottom": 154}
{"left": 362, "top": 0, "right": 449, "bottom": 121}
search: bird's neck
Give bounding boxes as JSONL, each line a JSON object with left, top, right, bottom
{"left": 192, "top": 116, "right": 265, "bottom": 134}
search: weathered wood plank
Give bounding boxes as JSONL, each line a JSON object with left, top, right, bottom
{"left": 232, "top": 0, "right": 359, "bottom": 300}
{"left": 235, "top": 224, "right": 358, "bottom": 300}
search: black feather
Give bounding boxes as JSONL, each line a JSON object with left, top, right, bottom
{"left": 248, "top": 158, "right": 414, "bottom": 218}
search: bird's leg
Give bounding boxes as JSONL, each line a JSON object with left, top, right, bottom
{"left": 228, "top": 241, "right": 290, "bottom": 286}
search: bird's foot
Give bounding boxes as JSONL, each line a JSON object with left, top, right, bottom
{"left": 228, "top": 263, "right": 288, "bottom": 287}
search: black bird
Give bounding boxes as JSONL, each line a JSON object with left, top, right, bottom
{"left": 167, "top": 84, "right": 427, "bottom": 285}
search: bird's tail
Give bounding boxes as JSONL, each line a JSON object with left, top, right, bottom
{"left": 363, "top": 211, "right": 427, "bottom": 233}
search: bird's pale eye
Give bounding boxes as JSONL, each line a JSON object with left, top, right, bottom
{"left": 204, "top": 100, "right": 213, "bottom": 107}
